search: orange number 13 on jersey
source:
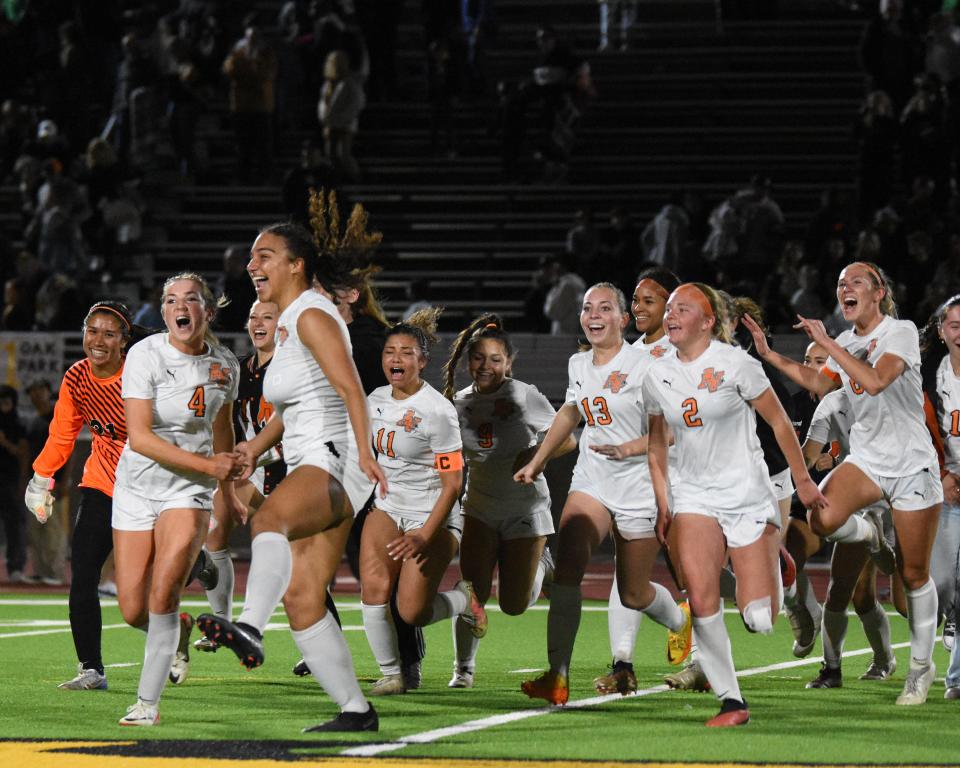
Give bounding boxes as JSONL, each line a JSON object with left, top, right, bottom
{"left": 580, "top": 396, "right": 612, "bottom": 426}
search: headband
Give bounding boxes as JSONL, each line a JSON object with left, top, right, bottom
{"left": 485, "top": 322, "right": 498, "bottom": 329}
{"left": 90, "top": 305, "right": 131, "bottom": 331}
{"left": 670, "top": 283, "right": 715, "bottom": 319}
{"left": 636, "top": 278, "right": 670, "bottom": 301}
{"left": 849, "top": 262, "right": 884, "bottom": 289}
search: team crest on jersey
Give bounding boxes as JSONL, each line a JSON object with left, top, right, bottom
{"left": 603, "top": 371, "right": 628, "bottom": 393}
{"left": 649, "top": 345, "right": 668, "bottom": 358}
{"left": 257, "top": 399, "right": 274, "bottom": 427}
{"left": 277, "top": 326, "right": 289, "bottom": 346}
{"left": 867, "top": 338, "right": 878, "bottom": 355}
{"left": 396, "top": 409, "right": 422, "bottom": 432}
{"left": 697, "top": 367, "right": 725, "bottom": 392}
{"left": 208, "top": 362, "right": 233, "bottom": 385}
{"left": 493, "top": 398, "right": 515, "bottom": 420}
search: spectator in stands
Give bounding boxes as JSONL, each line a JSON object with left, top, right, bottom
{"left": 35, "top": 273, "right": 84, "bottom": 331}
{"left": 223, "top": 22, "right": 278, "bottom": 184}
{"left": 133, "top": 284, "right": 163, "bottom": 330}
{"left": 275, "top": 3, "right": 307, "bottom": 135}
{"left": 543, "top": 254, "right": 586, "bottom": 335}
{"left": 729, "top": 175, "right": 784, "bottom": 287}
{"left": 598, "top": 0, "right": 637, "bottom": 52}
{"left": 318, "top": 50, "right": 366, "bottom": 182}
{"left": 357, "top": 0, "right": 402, "bottom": 101}
{"left": 790, "top": 263, "right": 825, "bottom": 320}
{"left": 282, "top": 139, "right": 341, "bottom": 224}
{"left": 599, "top": 206, "right": 640, "bottom": 293}
{"left": 566, "top": 208, "right": 599, "bottom": 277}
{"left": 402, "top": 279, "right": 432, "bottom": 320}
{"left": 901, "top": 73, "right": 950, "bottom": 209}
{"left": 0, "top": 100, "right": 32, "bottom": 181}
{"left": 523, "top": 256, "right": 553, "bottom": 333}
{"left": 78, "top": 139, "right": 122, "bottom": 258}
{"left": 55, "top": 21, "right": 92, "bottom": 153}
{"left": 214, "top": 245, "right": 258, "bottom": 332}
{"left": 24, "top": 380, "right": 67, "bottom": 585}
{"left": 640, "top": 192, "right": 691, "bottom": 274}
{"left": 167, "top": 61, "right": 205, "bottom": 180}
{"left": 858, "top": 0, "right": 923, "bottom": 110}
{"left": 427, "top": 35, "right": 462, "bottom": 157}
{"left": 22, "top": 120, "right": 72, "bottom": 170}
{"left": 804, "top": 187, "right": 855, "bottom": 269}
{"left": 0, "top": 385, "right": 29, "bottom": 583}
{"left": 2, "top": 278, "right": 34, "bottom": 331}
{"left": 854, "top": 90, "right": 898, "bottom": 223}
{"left": 111, "top": 33, "right": 160, "bottom": 166}
{"left": 25, "top": 164, "right": 89, "bottom": 278}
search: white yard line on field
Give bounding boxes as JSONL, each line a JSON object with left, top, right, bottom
{"left": 341, "top": 638, "right": 921, "bottom": 758}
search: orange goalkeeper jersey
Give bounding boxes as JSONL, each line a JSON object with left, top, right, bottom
{"left": 32, "top": 359, "right": 126, "bottom": 497}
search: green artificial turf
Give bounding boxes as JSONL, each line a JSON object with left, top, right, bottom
{"left": 2, "top": 594, "right": 959, "bottom": 764}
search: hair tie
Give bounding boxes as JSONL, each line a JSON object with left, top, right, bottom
{"left": 484, "top": 322, "right": 498, "bottom": 329}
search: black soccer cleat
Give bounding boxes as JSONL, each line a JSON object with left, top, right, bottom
{"left": 196, "top": 614, "right": 263, "bottom": 669}
{"left": 188, "top": 549, "right": 220, "bottom": 591}
{"left": 293, "top": 658, "right": 311, "bottom": 677}
{"left": 805, "top": 663, "right": 842, "bottom": 689}
{"left": 302, "top": 704, "right": 378, "bottom": 733}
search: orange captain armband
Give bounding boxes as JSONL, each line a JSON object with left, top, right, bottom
{"left": 434, "top": 450, "right": 464, "bottom": 472}
{"left": 820, "top": 365, "right": 841, "bottom": 385}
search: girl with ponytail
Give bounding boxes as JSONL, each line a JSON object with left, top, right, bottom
{"left": 441, "top": 313, "right": 575, "bottom": 689}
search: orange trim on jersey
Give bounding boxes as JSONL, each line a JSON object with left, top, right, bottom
{"left": 923, "top": 392, "right": 946, "bottom": 474}
{"left": 820, "top": 366, "right": 841, "bottom": 385}
{"left": 434, "top": 450, "right": 464, "bottom": 472}
{"left": 32, "top": 359, "right": 126, "bottom": 497}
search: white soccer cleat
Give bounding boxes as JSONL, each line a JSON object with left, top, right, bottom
{"left": 58, "top": 664, "right": 107, "bottom": 690}
{"left": 896, "top": 663, "right": 935, "bottom": 706}
{"left": 369, "top": 674, "right": 406, "bottom": 696}
{"left": 169, "top": 613, "right": 194, "bottom": 685}
{"left": 448, "top": 665, "right": 475, "bottom": 689}
{"left": 119, "top": 699, "right": 160, "bottom": 726}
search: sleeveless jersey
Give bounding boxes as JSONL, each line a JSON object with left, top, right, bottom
{"left": 33, "top": 358, "right": 126, "bottom": 497}
{"left": 116, "top": 333, "right": 239, "bottom": 499}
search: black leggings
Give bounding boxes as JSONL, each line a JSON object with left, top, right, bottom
{"left": 68, "top": 488, "right": 114, "bottom": 672}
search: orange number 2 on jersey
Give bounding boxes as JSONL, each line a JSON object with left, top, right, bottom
{"left": 188, "top": 386, "right": 206, "bottom": 417}
{"left": 682, "top": 397, "right": 703, "bottom": 428}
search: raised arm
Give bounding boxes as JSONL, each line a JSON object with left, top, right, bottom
{"left": 741, "top": 314, "right": 838, "bottom": 397}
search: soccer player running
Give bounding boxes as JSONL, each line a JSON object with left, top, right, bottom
{"left": 360, "top": 309, "right": 487, "bottom": 695}
{"left": 112, "top": 274, "right": 244, "bottom": 726}
{"left": 594, "top": 267, "right": 681, "bottom": 695}
{"left": 645, "top": 283, "right": 826, "bottom": 727}
{"left": 442, "top": 313, "right": 575, "bottom": 689}
{"left": 516, "top": 282, "right": 691, "bottom": 707}
{"left": 26, "top": 302, "right": 134, "bottom": 691}
{"left": 741, "top": 261, "right": 943, "bottom": 706}
{"left": 198, "top": 221, "right": 386, "bottom": 733}
{"left": 919, "top": 294, "right": 960, "bottom": 698}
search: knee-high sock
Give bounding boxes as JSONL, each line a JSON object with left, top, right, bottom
{"left": 292, "top": 612, "right": 368, "bottom": 714}
{"left": 237, "top": 532, "right": 292, "bottom": 632}
{"left": 608, "top": 573, "right": 641, "bottom": 663}
{"left": 547, "top": 583, "right": 582, "bottom": 678}
{"left": 826, "top": 515, "right": 873, "bottom": 545}
{"left": 858, "top": 601, "right": 893, "bottom": 663}
{"left": 907, "top": 577, "right": 938, "bottom": 669}
{"left": 529, "top": 557, "right": 548, "bottom": 608}
{"left": 640, "top": 581, "right": 685, "bottom": 632}
{"left": 205, "top": 548, "right": 234, "bottom": 619}
{"left": 138, "top": 611, "right": 179, "bottom": 705}
{"left": 800, "top": 571, "right": 821, "bottom": 617}
{"left": 453, "top": 615, "right": 480, "bottom": 669}
{"left": 427, "top": 587, "right": 468, "bottom": 624}
{"left": 692, "top": 610, "right": 741, "bottom": 704}
{"left": 821, "top": 608, "right": 848, "bottom": 669}
{"left": 361, "top": 602, "right": 400, "bottom": 677}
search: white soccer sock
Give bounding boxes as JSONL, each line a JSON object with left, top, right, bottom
{"left": 826, "top": 514, "right": 873, "bottom": 545}
{"left": 453, "top": 615, "right": 480, "bottom": 669}
{"left": 547, "top": 583, "right": 582, "bottom": 678}
{"left": 206, "top": 548, "right": 235, "bottom": 619}
{"left": 292, "top": 612, "right": 368, "bottom": 713}
{"left": 427, "top": 586, "right": 469, "bottom": 624}
{"left": 528, "top": 558, "right": 548, "bottom": 608}
{"left": 858, "top": 601, "right": 893, "bottom": 662}
{"left": 821, "top": 608, "right": 848, "bottom": 669}
{"left": 236, "top": 532, "right": 292, "bottom": 632}
{"left": 692, "top": 610, "right": 741, "bottom": 703}
{"left": 137, "top": 611, "right": 179, "bottom": 706}
{"left": 361, "top": 602, "right": 401, "bottom": 676}
{"left": 906, "top": 577, "right": 937, "bottom": 669}
{"left": 719, "top": 567, "right": 738, "bottom": 600}
{"left": 607, "top": 573, "right": 641, "bottom": 663}
{"left": 640, "top": 581, "right": 684, "bottom": 632}
{"left": 799, "top": 571, "right": 821, "bottom": 618}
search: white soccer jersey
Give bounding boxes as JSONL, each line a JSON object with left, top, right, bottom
{"left": 263, "top": 289, "right": 352, "bottom": 470}
{"left": 455, "top": 378, "right": 556, "bottom": 516}
{"left": 642, "top": 339, "right": 777, "bottom": 513}
{"left": 806, "top": 389, "right": 853, "bottom": 457}
{"left": 824, "top": 315, "right": 937, "bottom": 477}
{"left": 936, "top": 354, "right": 960, "bottom": 475}
{"left": 369, "top": 382, "right": 462, "bottom": 519}
{"left": 565, "top": 342, "right": 656, "bottom": 512}
{"left": 116, "top": 333, "right": 240, "bottom": 500}
{"left": 632, "top": 334, "right": 674, "bottom": 361}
